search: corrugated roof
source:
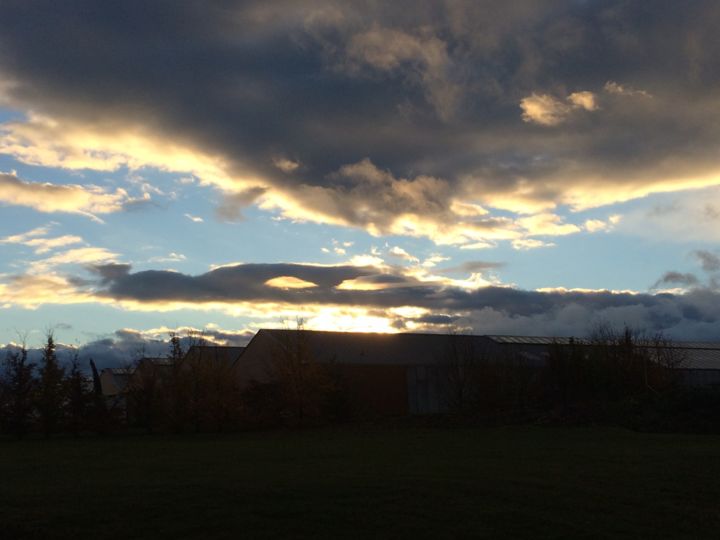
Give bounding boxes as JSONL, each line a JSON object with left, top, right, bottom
{"left": 487, "top": 335, "right": 590, "bottom": 346}
{"left": 487, "top": 335, "right": 720, "bottom": 370}
{"left": 110, "top": 367, "right": 134, "bottom": 375}
{"left": 674, "top": 348, "right": 720, "bottom": 370}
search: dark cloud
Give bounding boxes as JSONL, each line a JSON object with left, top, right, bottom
{"left": 93, "top": 262, "right": 381, "bottom": 302}
{"left": 440, "top": 261, "right": 504, "bottom": 274}
{"left": 694, "top": 250, "right": 720, "bottom": 273}
{"left": 85, "top": 262, "right": 720, "bottom": 341}
{"left": 2, "top": 2, "right": 720, "bottom": 240}
{"left": 215, "top": 186, "right": 267, "bottom": 221}
{"left": 90, "top": 263, "right": 132, "bottom": 283}
{"left": 652, "top": 271, "right": 700, "bottom": 289}
{"left": 2, "top": 327, "right": 254, "bottom": 371}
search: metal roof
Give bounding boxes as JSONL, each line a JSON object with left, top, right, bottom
{"left": 676, "top": 348, "right": 720, "bottom": 370}
{"left": 109, "top": 367, "right": 134, "bottom": 375}
{"left": 487, "top": 335, "right": 720, "bottom": 370}
{"left": 487, "top": 335, "right": 590, "bottom": 346}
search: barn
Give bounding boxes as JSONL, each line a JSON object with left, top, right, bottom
{"left": 232, "top": 329, "right": 498, "bottom": 415}
{"left": 233, "top": 330, "right": 720, "bottom": 417}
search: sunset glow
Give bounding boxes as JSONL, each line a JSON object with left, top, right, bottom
{"left": 1, "top": 2, "right": 720, "bottom": 364}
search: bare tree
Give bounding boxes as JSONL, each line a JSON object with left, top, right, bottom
{"left": 0, "top": 337, "right": 35, "bottom": 438}
{"left": 269, "top": 319, "right": 334, "bottom": 424}
{"left": 440, "top": 330, "right": 482, "bottom": 412}
{"left": 125, "top": 349, "right": 160, "bottom": 432}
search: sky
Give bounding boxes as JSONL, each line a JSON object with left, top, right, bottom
{"left": 1, "top": 1, "right": 720, "bottom": 365}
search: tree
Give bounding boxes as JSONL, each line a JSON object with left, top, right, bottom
{"left": 440, "top": 330, "right": 538, "bottom": 417}
{"left": 0, "top": 340, "right": 35, "bottom": 438}
{"left": 88, "top": 358, "right": 110, "bottom": 434}
{"left": 269, "top": 319, "right": 335, "bottom": 424}
{"left": 440, "top": 330, "right": 483, "bottom": 412}
{"left": 36, "top": 331, "right": 65, "bottom": 437}
{"left": 64, "top": 351, "right": 89, "bottom": 436}
{"left": 543, "top": 324, "right": 685, "bottom": 423}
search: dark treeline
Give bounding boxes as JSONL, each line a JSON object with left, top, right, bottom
{"left": 0, "top": 332, "right": 110, "bottom": 439}
{"left": 125, "top": 330, "right": 346, "bottom": 433}
{"left": 442, "top": 325, "right": 720, "bottom": 433}
{"left": 2, "top": 325, "right": 720, "bottom": 438}
{"left": 0, "top": 329, "right": 347, "bottom": 437}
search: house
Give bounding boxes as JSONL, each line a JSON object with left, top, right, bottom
{"left": 99, "top": 349, "right": 245, "bottom": 417}
{"left": 99, "top": 367, "right": 134, "bottom": 398}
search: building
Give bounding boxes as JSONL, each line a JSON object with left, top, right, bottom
{"left": 180, "top": 345, "right": 245, "bottom": 372}
{"left": 100, "top": 331, "right": 720, "bottom": 419}
{"left": 484, "top": 335, "right": 720, "bottom": 387}
{"left": 234, "top": 330, "right": 720, "bottom": 416}
{"left": 233, "top": 329, "right": 501, "bottom": 415}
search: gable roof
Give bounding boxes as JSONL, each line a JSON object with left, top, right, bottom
{"left": 245, "top": 329, "right": 491, "bottom": 366}
{"left": 239, "top": 329, "right": 720, "bottom": 370}
{"left": 183, "top": 345, "right": 245, "bottom": 367}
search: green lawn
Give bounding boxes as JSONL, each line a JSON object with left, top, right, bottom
{"left": 1, "top": 425, "right": 719, "bottom": 539}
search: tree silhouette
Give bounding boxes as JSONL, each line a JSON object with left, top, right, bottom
{"left": 64, "top": 351, "right": 89, "bottom": 436}
{"left": 88, "top": 358, "right": 110, "bottom": 434}
{"left": 36, "top": 331, "right": 65, "bottom": 438}
{"left": 0, "top": 339, "right": 35, "bottom": 439}
{"left": 270, "top": 319, "right": 334, "bottom": 424}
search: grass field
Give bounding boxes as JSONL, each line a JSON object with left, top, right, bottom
{"left": 1, "top": 424, "right": 719, "bottom": 539}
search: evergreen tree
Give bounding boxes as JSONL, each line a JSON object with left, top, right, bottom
{"left": 37, "top": 332, "right": 65, "bottom": 438}
{"left": 88, "top": 358, "right": 110, "bottom": 434}
{"left": 64, "top": 351, "right": 88, "bottom": 436}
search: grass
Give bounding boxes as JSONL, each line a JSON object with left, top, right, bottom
{"left": 1, "top": 424, "right": 719, "bottom": 539}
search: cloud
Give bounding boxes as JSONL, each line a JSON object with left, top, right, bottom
{"left": 0, "top": 234, "right": 83, "bottom": 255}
{"left": 694, "top": 250, "right": 720, "bottom": 273}
{"left": 584, "top": 217, "right": 620, "bottom": 233}
{"left": 215, "top": 187, "right": 267, "bottom": 221}
{"left": 519, "top": 94, "right": 571, "bottom": 126}
{"left": 440, "top": 261, "right": 504, "bottom": 274}
{"left": 618, "top": 186, "right": 720, "bottom": 242}
{"left": 0, "top": 325, "right": 256, "bottom": 370}
{"left": 184, "top": 213, "right": 204, "bottom": 223}
{"left": 265, "top": 276, "right": 318, "bottom": 289}
{"left": 566, "top": 91, "right": 598, "bottom": 111}
{"left": 147, "top": 252, "right": 187, "bottom": 264}
{"left": 272, "top": 157, "right": 300, "bottom": 173}
{"left": 346, "top": 26, "right": 461, "bottom": 120}
{"left": 652, "top": 271, "right": 700, "bottom": 290}
{"left": 1, "top": 225, "right": 84, "bottom": 254}
{"left": 387, "top": 246, "right": 419, "bottom": 263}
{"left": 604, "top": 81, "right": 652, "bottom": 98}
{"left": 511, "top": 238, "right": 555, "bottom": 250}
{"left": 2, "top": 2, "right": 720, "bottom": 245}
{"left": 520, "top": 91, "right": 598, "bottom": 126}
{"left": 31, "top": 247, "right": 119, "bottom": 272}
{"left": 0, "top": 171, "right": 129, "bottom": 218}
{"left": 3, "top": 258, "right": 720, "bottom": 340}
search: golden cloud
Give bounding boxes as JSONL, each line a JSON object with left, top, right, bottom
{"left": 0, "top": 171, "right": 129, "bottom": 217}
{"left": 265, "top": 276, "right": 318, "bottom": 289}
